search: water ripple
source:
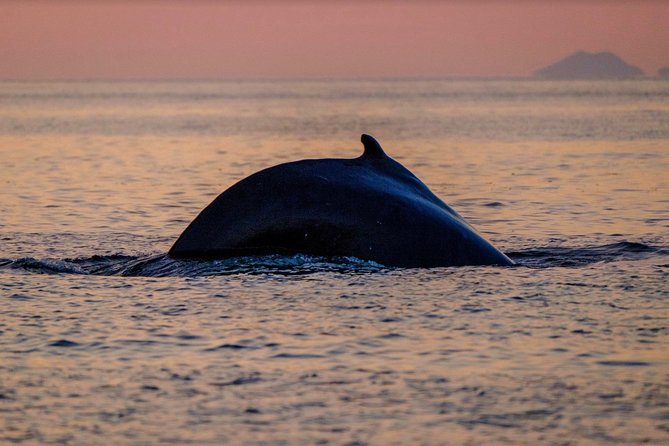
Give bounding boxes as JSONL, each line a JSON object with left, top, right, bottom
{"left": 1, "top": 241, "right": 665, "bottom": 277}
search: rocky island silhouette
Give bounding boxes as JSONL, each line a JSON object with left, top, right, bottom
{"left": 535, "top": 51, "right": 644, "bottom": 79}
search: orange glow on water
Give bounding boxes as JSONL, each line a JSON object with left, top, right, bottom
{"left": 1, "top": 79, "right": 668, "bottom": 444}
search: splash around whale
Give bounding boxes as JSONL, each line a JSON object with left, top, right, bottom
{"left": 169, "top": 135, "right": 513, "bottom": 268}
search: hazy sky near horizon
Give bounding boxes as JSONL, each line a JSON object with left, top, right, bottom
{"left": 1, "top": 1, "right": 668, "bottom": 80}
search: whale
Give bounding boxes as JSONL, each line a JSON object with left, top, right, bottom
{"left": 169, "top": 135, "right": 513, "bottom": 268}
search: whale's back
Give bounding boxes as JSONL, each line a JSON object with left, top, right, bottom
{"left": 169, "top": 135, "right": 513, "bottom": 267}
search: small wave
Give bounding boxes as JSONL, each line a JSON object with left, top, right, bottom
{"left": 1, "top": 241, "right": 665, "bottom": 276}
{"left": 0, "top": 253, "right": 385, "bottom": 277}
{"left": 508, "top": 241, "right": 667, "bottom": 268}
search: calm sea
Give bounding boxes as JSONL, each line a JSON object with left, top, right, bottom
{"left": 1, "top": 80, "right": 668, "bottom": 445}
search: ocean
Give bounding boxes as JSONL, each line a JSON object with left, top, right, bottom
{"left": 0, "top": 79, "right": 668, "bottom": 445}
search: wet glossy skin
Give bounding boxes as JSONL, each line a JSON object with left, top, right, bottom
{"left": 169, "top": 135, "right": 513, "bottom": 267}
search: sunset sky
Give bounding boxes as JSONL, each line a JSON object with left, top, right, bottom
{"left": 1, "top": 1, "right": 668, "bottom": 80}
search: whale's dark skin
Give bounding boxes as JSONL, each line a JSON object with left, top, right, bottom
{"left": 169, "top": 135, "right": 513, "bottom": 268}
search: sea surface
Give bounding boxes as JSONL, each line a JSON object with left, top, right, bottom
{"left": 0, "top": 79, "right": 668, "bottom": 445}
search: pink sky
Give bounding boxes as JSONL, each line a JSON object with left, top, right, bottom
{"left": 1, "top": 1, "right": 668, "bottom": 79}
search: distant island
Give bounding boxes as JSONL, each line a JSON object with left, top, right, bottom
{"left": 534, "top": 51, "right": 644, "bottom": 80}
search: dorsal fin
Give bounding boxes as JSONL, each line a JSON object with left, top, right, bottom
{"left": 361, "top": 134, "right": 387, "bottom": 159}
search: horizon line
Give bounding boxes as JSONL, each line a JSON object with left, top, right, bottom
{"left": 2, "top": 75, "right": 666, "bottom": 82}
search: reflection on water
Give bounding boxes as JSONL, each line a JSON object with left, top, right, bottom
{"left": 0, "top": 80, "right": 668, "bottom": 444}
